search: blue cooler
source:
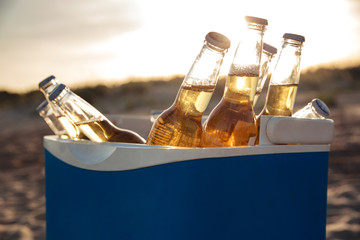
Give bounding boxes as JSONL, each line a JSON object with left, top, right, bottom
{"left": 44, "top": 115, "right": 334, "bottom": 240}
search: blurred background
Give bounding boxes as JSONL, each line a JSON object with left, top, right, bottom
{"left": 0, "top": 0, "right": 359, "bottom": 239}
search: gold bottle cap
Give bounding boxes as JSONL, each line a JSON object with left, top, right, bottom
{"left": 245, "top": 16, "right": 268, "bottom": 26}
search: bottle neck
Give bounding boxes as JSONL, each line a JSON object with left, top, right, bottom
{"left": 181, "top": 42, "right": 226, "bottom": 88}
{"left": 257, "top": 51, "right": 276, "bottom": 92}
{"left": 174, "top": 42, "right": 226, "bottom": 115}
{"left": 231, "top": 26, "right": 265, "bottom": 68}
{"left": 268, "top": 40, "right": 303, "bottom": 86}
{"left": 40, "top": 81, "right": 58, "bottom": 97}
{"left": 56, "top": 91, "right": 105, "bottom": 124}
{"left": 261, "top": 41, "right": 303, "bottom": 116}
{"left": 223, "top": 25, "right": 266, "bottom": 105}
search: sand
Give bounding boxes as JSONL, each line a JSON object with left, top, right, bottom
{"left": 0, "top": 93, "right": 359, "bottom": 240}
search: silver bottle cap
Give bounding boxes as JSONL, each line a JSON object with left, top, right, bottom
{"left": 205, "top": 32, "right": 231, "bottom": 50}
{"left": 312, "top": 98, "right": 330, "bottom": 118}
{"left": 49, "top": 83, "right": 67, "bottom": 102}
{"left": 39, "top": 75, "right": 56, "bottom": 89}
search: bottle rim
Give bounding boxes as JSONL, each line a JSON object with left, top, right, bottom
{"left": 263, "top": 43, "right": 277, "bottom": 54}
{"left": 205, "top": 32, "right": 231, "bottom": 51}
{"left": 245, "top": 16, "right": 268, "bottom": 26}
{"left": 49, "top": 83, "right": 68, "bottom": 103}
{"left": 39, "top": 75, "right": 56, "bottom": 89}
{"left": 312, "top": 98, "right": 330, "bottom": 117}
{"left": 283, "top": 33, "right": 305, "bottom": 43}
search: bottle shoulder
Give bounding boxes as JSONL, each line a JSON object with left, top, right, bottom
{"left": 109, "top": 127, "right": 146, "bottom": 144}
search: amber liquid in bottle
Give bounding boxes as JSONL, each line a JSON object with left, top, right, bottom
{"left": 261, "top": 83, "right": 298, "bottom": 116}
{"left": 57, "top": 115, "right": 86, "bottom": 140}
{"left": 147, "top": 84, "right": 215, "bottom": 147}
{"left": 75, "top": 118, "right": 145, "bottom": 144}
{"left": 202, "top": 65, "right": 259, "bottom": 147}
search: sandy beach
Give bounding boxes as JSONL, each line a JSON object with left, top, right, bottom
{"left": 0, "top": 90, "right": 359, "bottom": 239}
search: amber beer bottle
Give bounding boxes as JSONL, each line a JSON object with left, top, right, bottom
{"left": 48, "top": 84, "right": 146, "bottom": 144}
{"left": 146, "top": 32, "right": 231, "bottom": 147}
{"left": 253, "top": 43, "right": 277, "bottom": 107}
{"left": 259, "top": 33, "right": 305, "bottom": 117}
{"left": 202, "top": 16, "right": 268, "bottom": 147}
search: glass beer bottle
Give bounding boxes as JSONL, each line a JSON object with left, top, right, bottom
{"left": 259, "top": 33, "right": 305, "bottom": 117}
{"left": 38, "top": 75, "right": 86, "bottom": 140}
{"left": 146, "top": 32, "right": 231, "bottom": 147}
{"left": 202, "top": 16, "right": 268, "bottom": 147}
{"left": 49, "top": 84, "right": 146, "bottom": 144}
{"left": 253, "top": 43, "right": 277, "bottom": 107}
{"left": 292, "top": 98, "right": 330, "bottom": 119}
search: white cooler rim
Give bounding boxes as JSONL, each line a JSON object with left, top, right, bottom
{"left": 44, "top": 136, "right": 330, "bottom": 171}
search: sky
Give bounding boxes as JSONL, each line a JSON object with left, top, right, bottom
{"left": 0, "top": 0, "right": 360, "bottom": 92}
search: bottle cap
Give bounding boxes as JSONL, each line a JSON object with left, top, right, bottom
{"left": 312, "top": 98, "right": 330, "bottom": 118}
{"left": 205, "top": 32, "right": 231, "bottom": 50}
{"left": 263, "top": 43, "right": 277, "bottom": 54}
{"left": 283, "top": 33, "right": 305, "bottom": 43}
{"left": 245, "top": 16, "right": 268, "bottom": 26}
{"left": 39, "top": 75, "right": 56, "bottom": 89}
{"left": 36, "top": 100, "right": 49, "bottom": 113}
{"left": 49, "top": 83, "right": 67, "bottom": 102}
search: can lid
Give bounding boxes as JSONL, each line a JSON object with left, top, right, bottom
{"left": 263, "top": 43, "right": 277, "bottom": 54}
{"left": 39, "top": 75, "right": 56, "bottom": 89}
{"left": 49, "top": 83, "right": 67, "bottom": 102}
{"left": 245, "top": 16, "right": 268, "bottom": 26}
{"left": 312, "top": 98, "right": 330, "bottom": 118}
{"left": 36, "top": 100, "right": 49, "bottom": 113}
{"left": 205, "top": 32, "right": 231, "bottom": 50}
{"left": 283, "top": 33, "right": 305, "bottom": 43}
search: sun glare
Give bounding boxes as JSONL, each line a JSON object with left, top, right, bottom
{"left": 0, "top": 0, "right": 358, "bottom": 91}
{"left": 69, "top": 0, "right": 360, "bottom": 83}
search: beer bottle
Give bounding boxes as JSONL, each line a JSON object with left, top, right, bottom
{"left": 48, "top": 84, "right": 146, "bottom": 144}
{"left": 202, "top": 16, "right": 268, "bottom": 147}
{"left": 38, "top": 75, "right": 86, "bottom": 140}
{"left": 36, "top": 100, "right": 68, "bottom": 137}
{"left": 146, "top": 32, "right": 231, "bottom": 147}
{"left": 292, "top": 98, "right": 330, "bottom": 119}
{"left": 259, "top": 33, "right": 305, "bottom": 117}
{"left": 253, "top": 43, "right": 277, "bottom": 107}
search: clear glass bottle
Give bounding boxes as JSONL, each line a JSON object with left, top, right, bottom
{"left": 292, "top": 98, "right": 330, "bottom": 119}
{"left": 38, "top": 75, "right": 86, "bottom": 140}
{"left": 202, "top": 16, "right": 268, "bottom": 147}
{"left": 259, "top": 33, "right": 305, "bottom": 117}
{"left": 49, "top": 84, "right": 146, "bottom": 144}
{"left": 253, "top": 43, "right": 277, "bottom": 107}
{"left": 146, "top": 32, "right": 231, "bottom": 147}
{"left": 36, "top": 100, "right": 68, "bottom": 137}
